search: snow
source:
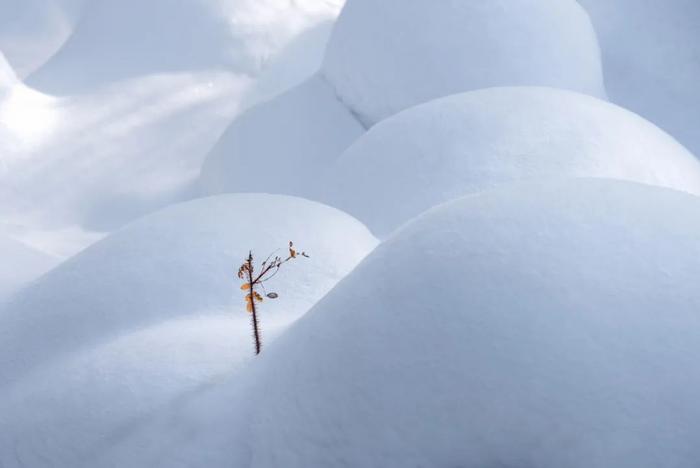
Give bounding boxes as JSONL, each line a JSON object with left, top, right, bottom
{"left": 0, "top": 72, "right": 251, "bottom": 257}
{"left": 0, "top": 51, "right": 16, "bottom": 91}
{"left": 107, "top": 179, "right": 700, "bottom": 467}
{"left": 3, "top": 1, "right": 700, "bottom": 465}
{"left": 0, "top": 235, "right": 57, "bottom": 300}
{"left": 1, "top": 1, "right": 346, "bottom": 258}
{"left": 578, "top": 0, "right": 700, "bottom": 157}
{"left": 322, "top": 0, "right": 606, "bottom": 125}
{"left": 0, "top": 193, "right": 377, "bottom": 387}
{"left": 0, "top": 0, "right": 82, "bottom": 78}
{"left": 0, "top": 316, "right": 274, "bottom": 468}
{"left": 242, "top": 19, "right": 338, "bottom": 106}
{"left": 27, "top": 0, "right": 345, "bottom": 95}
{"left": 199, "top": 75, "right": 364, "bottom": 199}
{"left": 321, "top": 87, "right": 700, "bottom": 237}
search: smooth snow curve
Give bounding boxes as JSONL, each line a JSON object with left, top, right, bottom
{"left": 578, "top": 0, "right": 700, "bottom": 156}
{"left": 138, "top": 179, "right": 700, "bottom": 468}
{"left": 322, "top": 0, "right": 606, "bottom": 125}
{"left": 0, "top": 315, "right": 278, "bottom": 468}
{"left": 0, "top": 235, "right": 57, "bottom": 300}
{"left": 199, "top": 75, "right": 365, "bottom": 199}
{"left": 0, "top": 51, "right": 17, "bottom": 92}
{"left": 28, "top": 0, "right": 345, "bottom": 94}
{"left": 0, "top": 194, "right": 377, "bottom": 386}
{"left": 322, "top": 87, "right": 700, "bottom": 236}
{"left": 0, "top": 0, "right": 81, "bottom": 77}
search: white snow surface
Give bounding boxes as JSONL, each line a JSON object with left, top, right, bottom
{"left": 199, "top": 74, "right": 364, "bottom": 199}
{"left": 0, "top": 51, "right": 16, "bottom": 91}
{"left": 0, "top": 316, "right": 277, "bottom": 468}
{"left": 321, "top": 87, "right": 700, "bottom": 236}
{"left": 1, "top": 1, "right": 345, "bottom": 258}
{"left": 2, "top": 1, "right": 700, "bottom": 466}
{"left": 0, "top": 235, "right": 57, "bottom": 300}
{"left": 28, "top": 0, "right": 344, "bottom": 94}
{"left": 0, "top": 72, "right": 251, "bottom": 257}
{"left": 0, "top": 193, "right": 378, "bottom": 387}
{"left": 578, "top": 0, "right": 700, "bottom": 156}
{"left": 322, "top": 0, "right": 606, "bottom": 125}
{"left": 0, "top": 0, "right": 83, "bottom": 77}
{"left": 102, "top": 179, "right": 700, "bottom": 468}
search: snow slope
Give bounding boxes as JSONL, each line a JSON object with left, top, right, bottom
{"left": 0, "top": 0, "right": 82, "bottom": 77}
{"left": 0, "top": 235, "right": 57, "bottom": 300}
{"left": 322, "top": 0, "right": 606, "bottom": 125}
{"left": 578, "top": 0, "right": 700, "bottom": 157}
{"left": 0, "top": 194, "right": 377, "bottom": 386}
{"left": 107, "top": 179, "right": 700, "bottom": 467}
{"left": 0, "top": 51, "right": 16, "bottom": 92}
{"left": 0, "top": 71, "right": 250, "bottom": 257}
{"left": 199, "top": 75, "right": 364, "bottom": 199}
{"left": 2, "top": 1, "right": 347, "bottom": 258}
{"left": 322, "top": 87, "right": 700, "bottom": 236}
{"left": 28, "top": 0, "right": 344, "bottom": 95}
{"left": 0, "top": 316, "right": 275, "bottom": 468}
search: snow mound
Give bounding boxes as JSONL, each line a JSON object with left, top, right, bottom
{"left": 0, "top": 71, "right": 250, "bottom": 255}
{"left": 322, "top": 0, "right": 606, "bottom": 125}
{"left": 322, "top": 87, "right": 700, "bottom": 236}
{"left": 0, "top": 51, "right": 17, "bottom": 91}
{"left": 0, "top": 315, "right": 273, "bottom": 468}
{"left": 28, "top": 0, "right": 344, "bottom": 94}
{"left": 0, "top": 193, "right": 377, "bottom": 385}
{"left": 199, "top": 75, "right": 364, "bottom": 199}
{"left": 123, "top": 179, "right": 700, "bottom": 468}
{"left": 0, "top": 235, "right": 56, "bottom": 300}
{"left": 0, "top": 0, "right": 82, "bottom": 77}
{"left": 577, "top": 0, "right": 700, "bottom": 156}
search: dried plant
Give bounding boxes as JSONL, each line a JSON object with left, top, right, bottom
{"left": 237, "top": 241, "right": 309, "bottom": 355}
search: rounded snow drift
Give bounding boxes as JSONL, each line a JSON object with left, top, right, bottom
{"left": 578, "top": 0, "right": 700, "bottom": 157}
{"left": 0, "top": 193, "right": 377, "bottom": 384}
{"left": 322, "top": 0, "right": 606, "bottom": 125}
{"left": 242, "top": 179, "right": 700, "bottom": 467}
{"left": 199, "top": 75, "right": 364, "bottom": 199}
{"left": 0, "top": 0, "right": 81, "bottom": 77}
{"left": 322, "top": 87, "right": 700, "bottom": 236}
{"left": 0, "top": 235, "right": 56, "bottom": 300}
{"left": 0, "top": 51, "right": 17, "bottom": 92}
{"left": 28, "top": 0, "right": 344, "bottom": 93}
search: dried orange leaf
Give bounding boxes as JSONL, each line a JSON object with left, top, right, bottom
{"left": 241, "top": 283, "right": 251, "bottom": 290}
{"left": 246, "top": 303, "right": 254, "bottom": 313}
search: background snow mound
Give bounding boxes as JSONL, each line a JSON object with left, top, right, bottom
{"left": 0, "top": 51, "right": 17, "bottom": 91}
{"left": 242, "top": 20, "right": 338, "bottom": 107}
{"left": 199, "top": 75, "right": 364, "bottom": 199}
{"left": 322, "top": 87, "right": 700, "bottom": 236}
{"left": 578, "top": 0, "right": 700, "bottom": 157}
{"left": 322, "top": 0, "right": 606, "bottom": 125}
{"left": 0, "top": 0, "right": 83, "bottom": 78}
{"left": 0, "top": 71, "right": 250, "bottom": 257}
{"left": 0, "top": 235, "right": 57, "bottom": 300}
{"left": 95, "top": 179, "right": 700, "bottom": 467}
{"left": 0, "top": 193, "right": 377, "bottom": 386}
{"left": 0, "top": 315, "right": 268, "bottom": 468}
{"left": 27, "top": 0, "right": 344, "bottom": 94}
